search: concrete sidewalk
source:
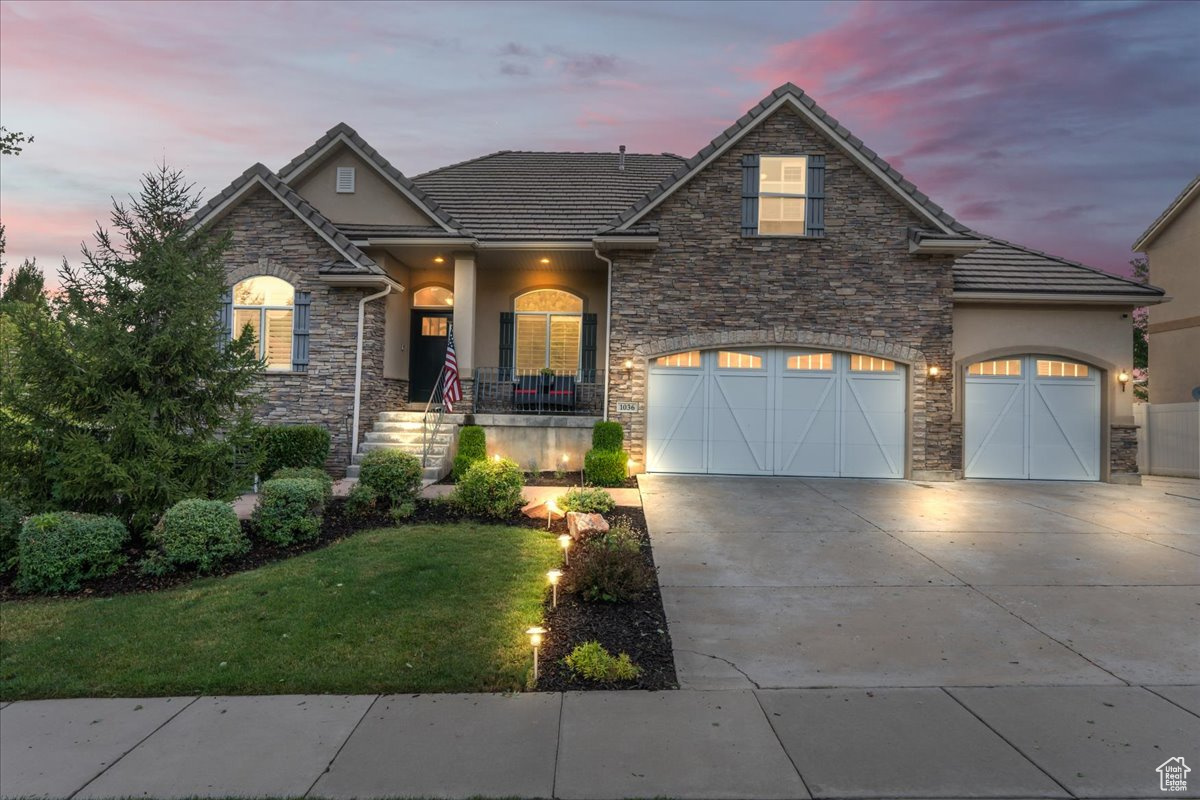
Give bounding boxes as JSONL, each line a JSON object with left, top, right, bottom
{"left": 3, "top": 686, "right": 1198, "bottom": 799}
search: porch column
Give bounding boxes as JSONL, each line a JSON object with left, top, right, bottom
{"left": 452, "top": 253, "right": 476, "bottom": 372}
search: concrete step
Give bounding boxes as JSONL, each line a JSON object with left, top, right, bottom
{"left": 378, "top": 411, "right": 467, "bottom": 424}
{"left": 347, "top": 459, "right": 448, "bottom": 482}
{"left": 364, "top": 431, "right": 453, "bottom": 445}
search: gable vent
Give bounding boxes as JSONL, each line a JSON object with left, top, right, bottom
{"left": 335, "top": 167, "right": 356, "bottom": 194}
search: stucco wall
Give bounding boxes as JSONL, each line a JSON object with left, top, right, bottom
{"left": 291, "top": 147, "right": 437, "bottom": 227}
{"left": 1145, "top": 193, "right": 1200, "bottom": 403}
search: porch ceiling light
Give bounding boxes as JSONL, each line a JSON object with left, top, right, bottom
{"left": 433, "top": 256, "right": 445, "bottom": 264}
{"left": 539, "top": 257, "right": 551, "bottom": 264}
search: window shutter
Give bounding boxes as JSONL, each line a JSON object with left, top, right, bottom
{"left": 218, "top": 288, "right": 232, "bottom": 351}
{"left": 805, "top": 155, "right": 826, "bottom": 237}
{"left": 335, "top": 167, "right": 356, "bottom": 194}
{"left": 292, "top": 291, "right": 311, "bottom": 372}
{"left": 580, "top": 313, "right": 598, "bottom": 375}
{"left": 499, "top": 312, "right": 515, "bottom": 377}
{"left": 741, "top": 154, "right": 760, "bottom": 236}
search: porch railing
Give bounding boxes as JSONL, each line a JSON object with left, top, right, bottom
{"left": 473, "top": 368, "right": 604, "bottom": 416}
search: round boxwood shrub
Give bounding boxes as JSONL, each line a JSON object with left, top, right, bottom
{"left": 584, "top": 448, "right": 628, "bottom": 488}
{"left": 0, "top": 497, "right": 24, "bottom": 575}
{"left": 591, "top": 421, "right": 624, "bottom": 452}
{"left": 271, "top": 467, "right": 333, "bottom": 503}
{"left": 260, "top": 425, "right": 331, "bottom": 479}
{"left": 17, "top": 512, "right": 129, "bottom": 593}
{"left": 253, "top": 477, "right": 327, "bottom": 546}
{"left": 452, "top": 426, "right": 487, "bottom": 481}
{"left": 358, "top": 450, "right": 423, "bottom": 518}
{"left": 451, "top": 458, "right": 525, "bottom": 519}
{"left": 146, "top": 499, "right": 249, "bottom": 574}
{"left": 556, "top": 487, "right": 616, "bottom": 515}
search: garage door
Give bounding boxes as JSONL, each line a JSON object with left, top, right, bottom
{"left": 964, "top": 356, "right": 1100, "bottom": 480}
{"left": 647, "top": 348, "right": 906, "bottom": 477}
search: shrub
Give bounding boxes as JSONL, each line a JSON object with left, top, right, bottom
{"left": 270, "top": 467, "right": 333, "bottom": 503}
{"left": 17, "top": 512, "right": 129, "bottom": 593}
{"left": 261, "top": 425, "right": 331, "bottom": 479}
{"left": 451, "top": 458, "right": 525, "bottom": 519}
{"left": 344, "top": 482, "right": 379, "bottom": 519}
{"left": 452, "top": 426, "right": 487, "bottom": 481}
{"left": 253, "top": 478, "right": 326, "bottom": 546}
{"left": 584, "top": 448, "right": 628, "bottom": 487}
{"left": 556, "top": 487, "right": 616, "bottom": 515}
{"left": 592, "top": 421, "right": 624, "bottom": 452}
{"left": 145, "top": 498, "right": 248, "bottom": 574}
{"left": 565, "top": 524, "right": 653, "bottom": 603}
{"left": 0, "top": 497, "right": 23, "bottom": 574}
{"left": 565, "top": 641, "right": 640, "bottom": 682}
{"left": 358, "top": 450, "right": 423, "bottom": 513}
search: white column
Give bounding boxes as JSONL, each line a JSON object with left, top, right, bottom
{"left": 452, "top": 253, "right": 476, "bottom": 371}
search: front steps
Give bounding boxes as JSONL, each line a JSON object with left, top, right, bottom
{"left": 347, "top": 410, "right": 465, "bottom": 482}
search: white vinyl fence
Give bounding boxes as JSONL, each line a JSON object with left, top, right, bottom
{"left": 1134, "top": 402, "right": 1200, "bottom": 478}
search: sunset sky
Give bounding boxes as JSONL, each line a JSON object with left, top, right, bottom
{"left": 2, "top": 0, "right": 1198, "bottom": 281}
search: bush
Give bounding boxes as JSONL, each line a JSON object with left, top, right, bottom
{"left": 584, "top": 448, "right": 628, "bottom": 487}
{"left": 592, "top": 421, "right": 624, "bottom": 452}
{"left": 451, "top": 458, "right": 525, "bottom": 519}
{"left": 0, "top": 497, "right": 23, "bottom": 574}
{"left": 344, "top": 482, "right": 379, "bottom": 519}
{"left": 556, "top": 487, "right": 616, "bottom": 515}
{"left": 16, "top": 512, "right": 129, "bottom": 593}
{"left": 261, "top": 425, "right": 331, "bottom": 479}
{"left": 358, "top": 450, "right": 423, "bottom": 512}
{"left": 253, "top": 478, "right": 326, "bottom": 546}
{"left": 565, "top": 524, "right": 653, "bottom": 603}
{"left": 145, "top": 498, "right": 248, "bottom": 574}
{"left": 271, "top": 467, "right": 333, "bottom": 503}
{"left": 452, "top": 426, "right": 487, "bottom": 481}
{"left": 565, "top": 641, "right": 640, "bottom": 682}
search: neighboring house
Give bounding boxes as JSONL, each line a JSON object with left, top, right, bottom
{"left": 191, "top": 83, "right": 1165, "bottom": 482}
{"left": 1133, "top": 175, "right": 1200, "bottom": 404}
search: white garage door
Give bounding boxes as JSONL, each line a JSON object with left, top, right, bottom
{"left": 964, "top": 356, "right": 1100, "bottom": 480}
{"left": 647, "top": 348, "right": 906, "bottom": 478}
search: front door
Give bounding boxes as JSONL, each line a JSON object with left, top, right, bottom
{"left": 410, "top": 311, "right": 451, "bottom": 402}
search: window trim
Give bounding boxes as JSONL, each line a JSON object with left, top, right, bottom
{"left": 231, "top": 276, "right": 296, "bottom": 373}
{"left": 756, "top": 154, "right": 811, "bottom": 238}
{"left": 513, "top": 289, "right": 584, "bottom": 373}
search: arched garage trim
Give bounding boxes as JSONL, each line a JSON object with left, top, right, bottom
{"left": 632, "top": 328, "right": 927, "bottom": 368}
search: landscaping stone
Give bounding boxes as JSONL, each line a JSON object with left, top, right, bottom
{"left": 522, "top": 499, "right": 555, "bottom": 520}
{"left": 567, "top": 510, "right": 609, "bottom": 539}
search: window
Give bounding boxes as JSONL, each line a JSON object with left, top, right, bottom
{"left": 335, "top": 167, "right": 355, "bottom": 194}
{"left": 655, "top": 351, "right": 701, "bottom": 368}
{"left": 232, "top": 276, "right": 295, "bottom": 371}
{"left": 969, "top": 359, "right": 1022, "bottom": 376}
{"left": 850, "top": 355, "right": 896, "bottom": 372}
{"left": 413, "top": 286, "right": 453, "bottom": 307}
{"left": 421, "top": 317, "right": 449, "bottom": 336}
{"left": 717, "top": 351, "right": 763, "bottom": 369}
{"left": 514, "top": 289, "right": 583, "bottom": 372}
{"left": 759, "top": 156, "right": 808, "bottom": 235}
{"left": 787, "top": 352, "right": 833, "bottom": 371}
{"left": 1037, "top": 359, "right": 1089, "bottom": 378}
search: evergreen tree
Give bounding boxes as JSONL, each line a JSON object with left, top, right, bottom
{"left": 0, "top": 257, "right": 45, "bottom": 307}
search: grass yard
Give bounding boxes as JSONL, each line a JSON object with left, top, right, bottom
{"left": 0, "top": 524, "right": 561, "bottom": 700}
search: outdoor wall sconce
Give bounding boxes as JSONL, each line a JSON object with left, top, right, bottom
{"left": 623, "top": 358, "right": 634, "bottom": 371}
{"left": 928, "top": 366, "right": 941, "bottom": 379}
{"left": 526, "top": 626, "right": 547, "bottom": 681}
{"left": 558, "top": 533, "right": 572, "bottom": 566}
{"left": 547, "top": 569, "right": 563, "bottom": 608}
{"left": 1118, "top": 370, "right": 1130, "bottom": 392}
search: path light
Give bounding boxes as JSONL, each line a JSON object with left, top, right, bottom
{"left": 558, "top": 533, "right": 572, "bottom": 566}
{"left": 1118, "top": 369, "right": 1130, "bottom": 392}
{"left": 547, "top": 569, "right": 563, "bottom": 608}
{"left": 546, "top": 499, "right": 560, "bottom": 530}
{"left": 526, "top": 626, "right": 547, "bottom": 681}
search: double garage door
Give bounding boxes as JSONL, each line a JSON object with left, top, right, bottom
{"left": 647, "top": 348, "right": 906, "bottom": 478}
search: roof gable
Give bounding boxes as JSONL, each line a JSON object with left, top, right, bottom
{"left": 1133, "top": 174, "right": 1200, "bottom": 251}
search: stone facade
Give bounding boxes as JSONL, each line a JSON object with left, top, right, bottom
{"left": 1109, "top": 423, "right": 1140, "bottom": 479}
{"left": 212, "top": 188, "right": 401, "bottom": 475}
{"left": 605, "top": 105, "right": 956, "bottom": 475}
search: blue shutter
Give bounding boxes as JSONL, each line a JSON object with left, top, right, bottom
{"left": 741, "top": 154, "right": 760, "bottom": 236}
{"left": 218, "top": 288, "right": 232, "bottom": 351}
{"left": 292, "top": 291, "right": 311, "bottom": 372}
{"left": 806, "top": 155, "right": 826, "bottom": 238}
{"left": 499, "top": 312, "right": 515, "bottom": 378}
{"left": 580, "top": 313, "right": 598, "bottom": 376}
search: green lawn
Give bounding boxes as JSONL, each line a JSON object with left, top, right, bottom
{"left": 0, "top": 524, "right": 561, "bottom": 700}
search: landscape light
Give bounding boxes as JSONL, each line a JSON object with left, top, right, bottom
{"left": 558, "top": 533, "right": 572, "bottom": 565}
{"left": 547, "top": 569, "right": 563, "bottom": 608}
{"left": 526, "top": 625, "right": 547, "bottom": 681}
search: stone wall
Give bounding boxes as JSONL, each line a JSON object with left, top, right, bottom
{"left": 1109, "top": 423, "right": 1140, "bottom": 480}
{"left": 605, "top": 105, "right": 957, "bottom": 474}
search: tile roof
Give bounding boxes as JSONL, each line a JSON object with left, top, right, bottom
{"left": 412, "top": 151, "right": 684, "bottom": 240}
{"left": 337, "top": 223, "right": 470, "bottom": 240}
{"left": 953, "top": 237, "right": 1165, "bottom": 298}
{"left": 1132, "top": 174, "right": 1200, "bottom": 251}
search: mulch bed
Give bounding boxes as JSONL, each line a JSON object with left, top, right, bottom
{"left": 437, "top": 470, "right": 639, "bottom": 488}
{"left": 533, "top": 505, "right": 679, "bottom": 692}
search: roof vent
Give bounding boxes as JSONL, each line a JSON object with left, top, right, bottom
{"left": 618, "top": 144, "right": 626, "bottom": 172}
{"left": 336, "top": 167, "right": 356, "bottom": 194}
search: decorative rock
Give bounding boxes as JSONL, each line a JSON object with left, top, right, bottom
{"left": 522, "top": 500, "right": 553, "bottom": 520}
{"left": 567, "top": 512, "right": 609, "bottom": 540}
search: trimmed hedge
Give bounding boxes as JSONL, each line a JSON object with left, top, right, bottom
{"left": 260, "top": 425, "right": 331, "bottom": 479}
{"left": 584, "top": 448, "right": 628, "bottom": 488}
{"left": 452, "top": 426, "right": 487, "bottom": 481}
{"left": 556, "top": 487, "right": 616, "bottom": 515}
{"left": 146, "top": 499, "right": 248, "bottom": 574}
{"left": 452, "top": 458, "right": 525, "bottom": 519}
{"left": 271, "top": 467, "right": 333, "bottom": 503}
{"left": 0, "top": 497, "right": 23, "bottom": 574}
{"left": 358, "top": 450, "right": 422, "bottom": 518}
{"left": 17, "top": 512, "right": 129, "bottom": 593}
{"left": 592, "top": 421, "right": 624, "bottom": 452}
{"left": 253, "top": 478, "right": 327, "bottom": 546}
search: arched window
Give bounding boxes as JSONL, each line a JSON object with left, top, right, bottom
{"left": 514, "top": 289, "right": 583, "bottom": 372}
{"left": 413, "top": 286, "right": 454, "bottom": 308}
{"left": 232, "top": 276, "right": 295, "bottom": 371}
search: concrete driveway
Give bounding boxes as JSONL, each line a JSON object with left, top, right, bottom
{"left": 640, "top": 475, "right": 1200, "bottom": 690}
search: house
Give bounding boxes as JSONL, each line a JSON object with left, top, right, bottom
{"left": 1133, "top": 175, "right": 1200, "bottom": 404}
{"left": 190, "top": 83, "right": 1165, "bottom": 483}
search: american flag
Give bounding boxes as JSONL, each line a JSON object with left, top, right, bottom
{"left": 441, "top": 328, "right": 463, "bottom": 412}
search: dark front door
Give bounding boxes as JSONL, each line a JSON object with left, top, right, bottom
{"left": 410, "top": 311, "right": 452, "bottom": 402}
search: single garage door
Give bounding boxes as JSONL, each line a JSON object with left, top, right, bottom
{"left": 647, "top": 348, "right": 906, "bottom": 477}
{"left": 964, "top": 355, "right": 1100, "bottom": 480}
